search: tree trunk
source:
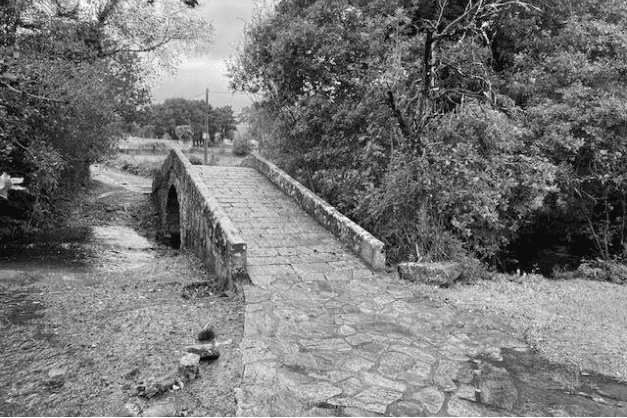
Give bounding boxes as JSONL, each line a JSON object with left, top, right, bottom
{"left": 423, "top": 29, "right": 436, "bottom": 99}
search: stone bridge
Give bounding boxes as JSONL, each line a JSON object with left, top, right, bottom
{"left": 152, "top": 148, "right": 385, "bottom": 291}
{"left": 151, "top": 149, "right": 625, "bottom": 417}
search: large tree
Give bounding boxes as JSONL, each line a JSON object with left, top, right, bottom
{"left": 0, "top": 0, "right": 211, "bottom": 231}
{"left": 231, "top": 0, "right": 627, "bottom": 266}
{"left": 144, "top": 99, "right": 236, "bottom": 143}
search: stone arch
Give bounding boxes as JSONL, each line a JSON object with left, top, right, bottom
{"left": 166, "top": 185, "right": 181, "bottom": 248}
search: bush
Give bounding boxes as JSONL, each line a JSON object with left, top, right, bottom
{"left": 355, "top": 104, "right": 556, "bottom": 264}
{"left": 458, "top": 256, "right": 494, "bottom": 284}
{"left": 230, "top": 0, "right": 627, "bottom": 271}
{"left": 232, "top": 134, "right": 252, "bottom": 156}
{"left": 188, "top": 155, "right": 204, "bottom": 165}
{"left": 561, "top": 259, "right": 627, "bottom": 284}
{"left": 105, "top": 155, "right": 162, "bottom": 178}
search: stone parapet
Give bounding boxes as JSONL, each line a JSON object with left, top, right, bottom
{"left": 152, "top": 148, "right": 249, "bottom": 290}
{"left": 243, "top": 153, "right": 386, "bottom": 271}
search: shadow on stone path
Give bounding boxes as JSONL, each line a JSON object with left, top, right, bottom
{"left": 195, "top": 165, "right": 627, "bottom": 417}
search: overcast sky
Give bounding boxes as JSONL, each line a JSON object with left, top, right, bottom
{"left": 150, "top": 0, "right": 257, "bottom": 113}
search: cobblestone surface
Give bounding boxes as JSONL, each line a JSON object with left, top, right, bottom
{"left": 196, "top": 165, "right": 627, "bottom": 417}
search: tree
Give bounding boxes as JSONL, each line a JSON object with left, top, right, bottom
{"left": 0, "top": 0, "right": 212, "bottom": 231}
{"left": 174, "top": 125, "right": 194, "bottom": 142}
{"left": 230, "top": 0, "right": 555, "bottom": 263}
{"left": 231, "top": 0, "right": 627, "bottom": 267}
{"left": 214, "top": 106, "right": 237, "bottom": 141}
{"left": 501, "top": 1, "right": 627, "bottom": 260}
{"left": 142, "top": 100, "right": 236, "bottom": 144}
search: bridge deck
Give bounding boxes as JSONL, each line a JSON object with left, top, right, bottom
{"left": 194, "top": 165, "right": 527, "bottom": 417}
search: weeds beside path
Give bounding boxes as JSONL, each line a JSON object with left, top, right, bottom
{"left": 107, "top": 141, "right": 246, "bottom": 179}
{"left": 415, "top": 274, "right": 627, "bottom": 382}
{"left": 0, "top": 166, "right": 244, "bottom": 416}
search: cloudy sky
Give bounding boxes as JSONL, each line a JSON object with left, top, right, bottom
{"left": 150, "top": 0, "right": 257, "bottom": 113}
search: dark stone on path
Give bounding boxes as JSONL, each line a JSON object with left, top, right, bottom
{"left": 186, "top": 343, "right": 220, "bottom": 360}
{"left": 45, "top": 367, "right": 67, "bottom": 390}
{"left": 135, "top": 372, "right": 178, "bottom": 399}
{"left": 142, "top": 383, "right": 160, "bottom": 399}
{"left": 154, "top": 372, "right": 177, "bottom": 393}
{"left": 122, "top": 367, "right": 140, "bottom": 380}
{"left": 197, "top": 322, "right": 215, "bottom": 341}
{"left": 398, "top": 262, "right": 462, "bottom": 287}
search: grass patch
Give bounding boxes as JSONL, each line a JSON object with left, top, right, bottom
{"left": 184, "top": 144, "right": 246, "bottom": 167}
{"left": 105, "top": 154, "right": 164, "bottom": 178}
{"left": 117, "top": 137, "right": 190, "bottom": 151}
{"left": 415, "top": 273, "right": 627, "bottom": 381}
{"left": 106, "top": 143, "right": 246, "bottom": 173}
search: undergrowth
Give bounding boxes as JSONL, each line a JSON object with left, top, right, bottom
{"left": 105, "top": 155, "right": 163, "bottom": 178}
{"left": 420, "top": 273, "right": 627, "bottom": 380}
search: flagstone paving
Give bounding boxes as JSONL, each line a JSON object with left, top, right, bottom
{"left": 194, "top": 165, "right": 627, "bottom": 417}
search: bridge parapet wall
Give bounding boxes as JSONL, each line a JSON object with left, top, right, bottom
{"left": 153, "top": 149, "right": 249, "bottom": 290}
{"left": 243, "top": 153, "right": 386, "bottom": 271}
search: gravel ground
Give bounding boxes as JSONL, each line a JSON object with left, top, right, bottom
{"left": 0, "top": 167, "right": 244, "bottom": 417}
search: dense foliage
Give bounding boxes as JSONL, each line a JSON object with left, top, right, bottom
{"left": 135, "top": 98, "right": 237, "bottom": 143}
{"left": 0, "top": 0, "right": 209, "bottom": 232}
{"left": 230, "top": 0, "right": 627, "bottom": 268}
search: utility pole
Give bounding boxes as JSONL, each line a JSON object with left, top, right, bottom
{"left": 204, "top": 88, "right": 209, "bottom": 164}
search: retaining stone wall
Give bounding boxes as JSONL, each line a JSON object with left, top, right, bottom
{"left": 243, "top": 153, "right": 386, "bottom": 270}
{"left": 152, "top": 149, "right": 250, "bottom": 291}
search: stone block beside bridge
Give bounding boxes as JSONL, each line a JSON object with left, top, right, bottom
{"left": 152, "top": 149, "right": 250, "bottom": 291}
{"left": 243, "top": 153, "right": 386, "bottom": 271}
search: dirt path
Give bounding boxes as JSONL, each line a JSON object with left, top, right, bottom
{"left": 0, "top": 167, "right": 244, "bottom": 417}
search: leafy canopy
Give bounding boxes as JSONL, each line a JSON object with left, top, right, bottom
{"left": 0, "top": 0, "right": 211, "bottom": 230}
{"left": 231, "top": 0, "right": 627, "bottom": 266}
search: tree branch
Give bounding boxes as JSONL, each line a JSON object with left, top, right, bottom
{"left": 435, "top": 0, "right": 482, "bottom": 41}
{"left": 97, "top": 0, "right": 123, "bottom": 27}
{"left": 0, "top": 80, "right": 65, "bottom": 103}
{"left": 99, "top": 34, "right": 175, "bottom": 57}
{"left": 386, "top": 89, "right": 425, "bottom": 152}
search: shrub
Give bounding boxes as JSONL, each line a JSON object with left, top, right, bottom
{"left": 105, "top": 155, "right": 162, "bottom": 178}
{"left": 565, "top": 259, "right": 627, "bottom": 284}
{"left": 232, "top": 135, "right": 252, "bottom": 156}
{"left": 458, "top": 256, "right": 494, "bottom": 284}
{"left": 356, "top": 104, "right": 556, "bottom": 264}
{"left": 188, "top": 155, "right": 204, "bottom": 165}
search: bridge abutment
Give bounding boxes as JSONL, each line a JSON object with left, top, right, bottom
{"left": 152, "top": 149, "right": 250, "bottom": 291}
{"left": 153, "top": 148, "right": 386, "bottom": 292}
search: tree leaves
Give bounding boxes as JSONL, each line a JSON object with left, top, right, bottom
{"left": 0, "top": 0, "right": 209, "bottom": 228}
{"left": 230, "top": 0, "right": 627, "bottom": 263}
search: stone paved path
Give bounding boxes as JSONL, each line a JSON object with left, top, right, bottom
{"left": 195, "top": 166, "right": 627, "bottom": 417}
